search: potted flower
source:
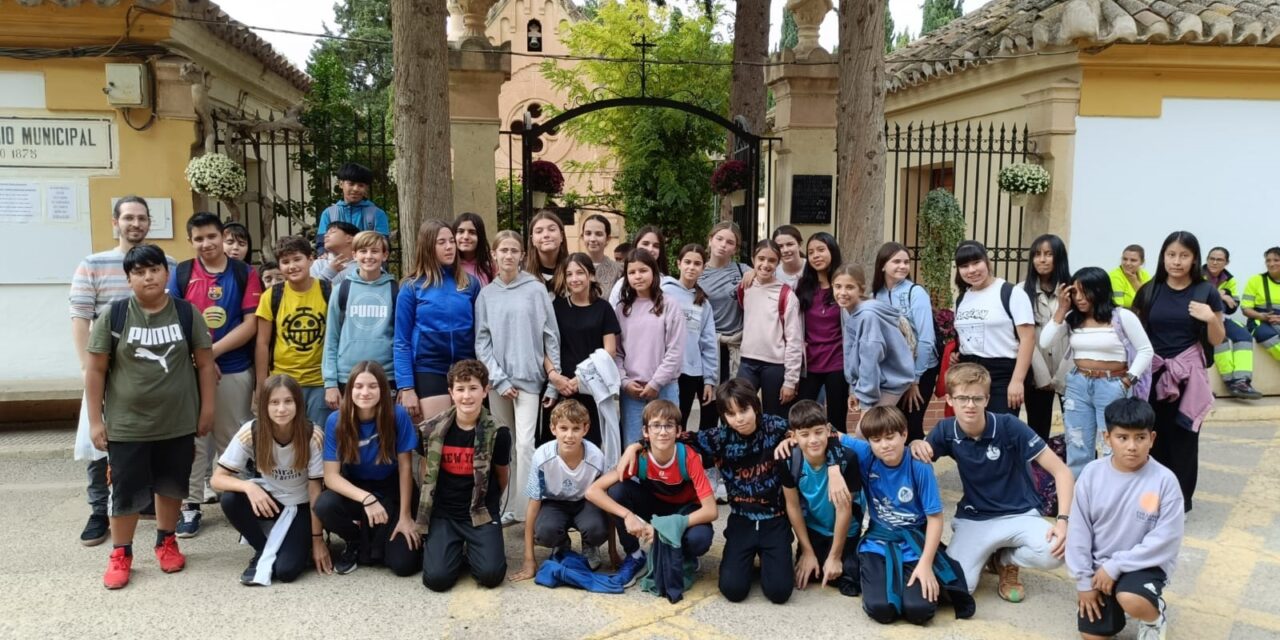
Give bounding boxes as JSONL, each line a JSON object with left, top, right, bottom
{"left": 998, "top": 162, "right": 1051, "bottom": 207}
{"left": 185, "top": 152, "right": 247, "bottom": 219}
{"left": 528, "top": 160, "right": 564, "bottom": 208}
{"left": 711, "top": 159, "right": 750, "bottom": 207}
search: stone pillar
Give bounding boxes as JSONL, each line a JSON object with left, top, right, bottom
{"left": 449, "top": 42, "right": 510, "bottom": 230}
{"left": 447, "top": 0, "right": 466, "bottom": 42}
{"left": 765, "top": 0, "right": 837, "bottom": 239}
{"left": 1020, "top": 81, "right": 1081, "bottom": 246}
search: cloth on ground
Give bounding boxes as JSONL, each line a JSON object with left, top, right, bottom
{"left": 640, "top": 512, "right": 695, "bottom": 603}
{"left": 534, "top": 549, "right": 625, "bottom": 594}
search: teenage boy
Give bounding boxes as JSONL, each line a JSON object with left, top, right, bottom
{"left": 310, "top": 221, "right": 361, "bottom": 283}
{"left": 260, "top": 261, "right": 284, "bottom": 288}
{"left": 222, "top": 221, "right": 252, "bottom": 262}
{"left": 314, "top": 162, "right": 389, "bottom": 254}
{"left": 781, "top": 400, "right": 864, "bottom": 597}
{"left": 323, "top": 230, "right": 397, "bottom": 410}
{"left": 168, "top": 212, "right": 262, "bottom": 538}
{"left": 839, "top": 407, "right": 974, "bottom": 624}
{"left": 588, "top": 399, "right": 718, "bottom": 589}
{"left": 510, "top": 400, "right": 610, "bottom": 580}
{"left": 85, "top": 244, "right": 217, "bottom": 589}
{"left": 69, "top": 196, "right": 174, "bottom": 545}
{"left": 255, "top": 235, "right": 332, "bottom": 427}
{"left": 417, "top": 359, "right": 512, "bottom": 592}
{"left": 1067, "top": 398, "right": 1184, "bottom": 640}
{"left": 910, "top": 362, "right": 1075, "bottom": 603}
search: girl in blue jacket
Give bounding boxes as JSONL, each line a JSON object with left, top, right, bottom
{"left": 833, "top": 264, "right": 915, "bottom": 415}
{"left": 394, "top": 219, "right": 481, "bottom": 421}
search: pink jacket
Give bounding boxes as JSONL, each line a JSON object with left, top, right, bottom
{"left": 1151, "top": 344, "right": 1214, "bottom": 433}
{"left": 739, "top": 279, "right": 804, "bottom": 388}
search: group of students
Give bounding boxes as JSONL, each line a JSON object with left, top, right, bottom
{"left": 70, "top": 168, "right": 1277, "bottom": 636}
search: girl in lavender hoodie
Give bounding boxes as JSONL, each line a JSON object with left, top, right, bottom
{"left": 833, "top": 264, "right": 916, "bottom": 414}
{"left": 614, "top": 249, "right": 685, "bottom": 445}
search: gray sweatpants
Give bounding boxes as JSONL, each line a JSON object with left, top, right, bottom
{"left": 948, "top": 510, "right": 1062, "bottom": 594}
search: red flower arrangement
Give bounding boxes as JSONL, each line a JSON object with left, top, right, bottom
{"left": 529, "top": 160, "right": 564, "bottom": 195}
{"left": 710, "top": 160, "right": 750, "bottom": 196}
{"left": 934, "top": 308, "right": 956, "bottom": 345}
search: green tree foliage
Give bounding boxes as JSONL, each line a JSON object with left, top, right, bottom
{"left": 919, "top": 188, "right": 966, "bottom": 308}
{"left": 921, "top": 0, "right": 963, "bottom": 35}
{"left": 541, "top": 0, "right": 731, "bottom": 265}
{"left": 312, "top": 0, "right": 394, "bottom": 114}
{"left": 884, "top": 1, "right": 894, "bottom": 53}
{"left": 781, "top": 8, "right": 798, "bottom": 51}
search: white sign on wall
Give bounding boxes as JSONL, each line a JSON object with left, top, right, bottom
{"left": 0, "top": 116, "right": 115, "bottom": 170}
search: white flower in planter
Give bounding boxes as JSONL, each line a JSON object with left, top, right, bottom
{"left": 185, "top": 153, "right": 247, "bottom": 201}
{"left": 998, "top": 163, "right": 1051, "bottom": 195}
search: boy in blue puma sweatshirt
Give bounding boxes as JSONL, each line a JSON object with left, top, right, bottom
{"left": 324, "top": 231, "right": 397, "bottom": 407}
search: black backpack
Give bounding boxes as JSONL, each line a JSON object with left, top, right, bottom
{"left": 108, "top": 297, "right": 196, "bottom": 372}
{"left": 955, "top": 280, "right": 1018, "bottom": 342}
{"left": 174, "top": 258, "right": 250, "bottom": 300}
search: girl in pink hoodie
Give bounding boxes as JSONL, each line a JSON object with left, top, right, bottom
{"left": 738, "top": 240, "right": 803, "bottom": 416}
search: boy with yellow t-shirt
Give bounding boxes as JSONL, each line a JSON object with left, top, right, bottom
{"left": 256, "top": 235, "right": 332, "bottom": 426}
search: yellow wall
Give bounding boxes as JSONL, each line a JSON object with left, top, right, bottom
{"left": 1080, "top": 45, "right": 1280, "bottom": 118}
{"left": 0, "top": 58, "right": 197, "bottom": 260}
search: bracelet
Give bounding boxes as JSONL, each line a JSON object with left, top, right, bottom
{"left": 311, "top": 533, "right": 323, "bottom": 538}
{"left": 1056, "top": 514, "right": 1070, "bottom": 522}
{"left": 362, "top": 494, "right": 378, "bottom": 506}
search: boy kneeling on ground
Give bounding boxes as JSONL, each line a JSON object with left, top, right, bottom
{"left": 1067, "top": 397, "right": 1183, "bottom": 640}
{"left": 509, "top": 399, "right": 612, "bottom": 580}
{"left": 416, "top": 359, "right": 512, "bottom": 591}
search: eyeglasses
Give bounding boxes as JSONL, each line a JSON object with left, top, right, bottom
{"left": 646, "top": 422, "right": 679, "bottom": 433}
{"left": 951, "top": 395, "right": 988, "bottom": 406}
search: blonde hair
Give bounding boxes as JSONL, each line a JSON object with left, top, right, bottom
{"left": 832, "top": 263, "right": 868, "bottom": 291}
{"left": 352, "top": 230, "right": 389, "bottom": 254}
{"left": 492, "top": 229, "right": 523, "bottom": 252}
{"left": 945, "top": 362, "right": 992, "bottom": 394}
{"left": 405, "top": 219, "right": 469, "bottom": 290}
{"left": 550, "top": 399, "right": 590, "bottom": 428}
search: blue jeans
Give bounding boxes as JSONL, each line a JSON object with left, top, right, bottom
{"left": 1062, "top": 369, "right": 1129, "bottom": 478}
{"left": 619, "top": 382, "right": 679, "bottom": 446}
{"left": 302, "top": 385, "right": 333, "bottom": 429}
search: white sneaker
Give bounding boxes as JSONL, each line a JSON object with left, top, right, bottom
{"left": 1136, "top": 599, "right": 1168, "bottom": 640}
{"left": 582, "top": 544, "right": 604, "bottom": 571}
{"left": 500, "top": 511, "right": 519, "bottom": 527}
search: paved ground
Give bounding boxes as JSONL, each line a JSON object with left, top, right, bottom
{"left": 2, "top": 415, "right": 1279, "bottom": 639}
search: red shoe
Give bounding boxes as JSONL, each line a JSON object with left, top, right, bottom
{"left": 103, "top": 547, "right": 132, "bottom": 589}
{"left": 155, "top": 535, "right": 186, "bottom": 573}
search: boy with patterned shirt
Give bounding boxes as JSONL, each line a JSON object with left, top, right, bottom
{"left": 416, "top": 360, "right": 512, "bottom": 592}
{"left": 168, "top": 212, "right": 262, "bottom": 537}
{"left": 255, "top": 235, "right": 331, "bottom": 427}
{"left": 85, "top": 244, "right": 217, "bottom": 589}
{"left": 1067, "top": 398, "right": 1183, "bottom": 640}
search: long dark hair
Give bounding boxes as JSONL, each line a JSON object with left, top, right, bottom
{"left": 1065, "top": 267, "right": 1116, "bottom": 330}
{"left": 524, "top": 210, "right": 568, "bottom": 291}
{"left": 558, "top": 252, "right": 602, "bottom": 301}
{"left": 953, "top": 240, "right": 991, "bottom": 293}
{"left": 872, "top": 241, "right": 910, "bottom": 295}
{"left": 1134, "top": 230, "right": 1205, "bottom": 320}
{"left": 620, "top": 249, "right": 665, "bottom": 317}
{"left": 632, "top": 225, "right": 668, "bottom": 275}
{"left": 335, "top": 361, "right": 397, "bottom": 466}
{"left": 453, "top": 212, "right": 494, "bottom": 282}
{"left": 797, "top": 232, "right": 841, "bottom": 312}
{"left": 1024, "top": 234, "right": 1071, "bottom": 300}
{"left": 676, "top": 244, "right": 708, "bottom": 306}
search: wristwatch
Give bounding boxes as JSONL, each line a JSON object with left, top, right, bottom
{"left": 1056, "top": 514, "right": 1070, "bottom": 522}
{"left": 1121, "top": 374, "right": 1137, "bottom": 388}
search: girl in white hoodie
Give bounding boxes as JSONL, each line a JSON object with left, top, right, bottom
{"left": 738, "top": 239, "right": 803, "bottom": 416}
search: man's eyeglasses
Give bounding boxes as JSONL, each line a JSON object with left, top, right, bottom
{"left": 951, "top": 395, "right": 988, "bottom": 406}
{"left": 645, "top": 422, "right": 679, "bottom": 433}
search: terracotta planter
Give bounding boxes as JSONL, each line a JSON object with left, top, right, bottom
{"left": 1009, "top": 192, "right": 1033, "bottom": 207}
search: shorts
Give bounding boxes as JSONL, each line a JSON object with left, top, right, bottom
{"left": 414, "top": 372, "right": 449, "bottom": 398}
{"left": 107, "top": 434, "right": 196, "bottom": 517}
{"left": 1077, "top": 567, "right": 1166, "bottom": 637}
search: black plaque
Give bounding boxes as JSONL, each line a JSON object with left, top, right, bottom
{"left": 790, "top": 174, "right": 833, "bottom": 224}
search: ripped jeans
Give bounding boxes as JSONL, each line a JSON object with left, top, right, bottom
{"left": 1063, "top": 368, "right": 1130, "bottom": 478}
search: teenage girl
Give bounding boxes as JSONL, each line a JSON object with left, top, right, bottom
{"left": 213, "top": 373, "right": 329, "bottom": 585}
{"left": 580, "top": 214, "right": 621, "bottom": 294}
{"left": 1040, "top": 267, "right": 1153, "bottom": 477}
{"left": 607, "top": 225, "right": 678, "bottom": 303}
{"left": 474, "top": 229, "right": 561, "bottom": 524}
{"left": 546, "top": 253, "right": 621, "bottom": 449}
{"left": 1133, "top": 231, "right": 1225, "bottom": 512}
{"left": 871, "top": 242, "right": 938, "bottom": 442}
{"left": 315, "top": 361, "right": 421, "bottom": 576}
{"left": 614, "top": 249, "right": 686, "bottom": 444}
{"left": 952, "top": 240, "right": 1037, "bottom": 416}
{"left": 672, "top": 244, "right": 719, "bottom": 430}
{"left": 1023, "top": 234, "right": 1072, "bottom": 440}
{"left": 454, "top": 212, "right": 494, "bottom": 287}
{"left": 394, "top": 220, "right": 480, "bottom": 421}
{"left": 833, "top": 264, "right": 915, "bottom": 415}
{"left": 699, "top": 221, "right": 751, "bottom": 381}
{"left": 738, "top": 239, "right": 803, "bottom": 416}
{"left": 771, "top": 225, "right": 806, "bottom": 288}
{"left": 796, "top": 233, "right": 849, "bottom": 431}
{"left": 525, "top": 210, "right": 569, "bottom": 293}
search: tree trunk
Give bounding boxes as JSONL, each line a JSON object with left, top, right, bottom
{"left": 722, "top": 0, "right": 770, "bottom": 221}
{"left": 391, "top": 0, "right": 452, "bottom": 272}
{"left": 835, "top": 0, "right": 887, "bottom": 268}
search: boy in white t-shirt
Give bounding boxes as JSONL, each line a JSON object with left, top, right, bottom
{"left": 509, "top": 400, "right": 611, "bottom": 579}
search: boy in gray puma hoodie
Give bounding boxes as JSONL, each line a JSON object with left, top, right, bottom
{"left": 323, "top": 232, "right": 397, "bottom": 404}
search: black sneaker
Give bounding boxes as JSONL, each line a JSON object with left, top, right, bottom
{"left": 335, "top": 542, "right": 360, "bottom": 575}
{"left": 240, "top": 555, "right": 262, "bottom": 586}
{"left": 80, "top": 514, "right": 109, "bottom": 547}
{"left": 1231, "top": 380, "right": 1263, "bottom": 400}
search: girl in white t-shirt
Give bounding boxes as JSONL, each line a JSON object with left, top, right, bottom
{"left": 951, "top": 241, "right": 1036, "bottom": 415}
{"left": 212, "top": 374, "right": 329, "bottom": 585}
